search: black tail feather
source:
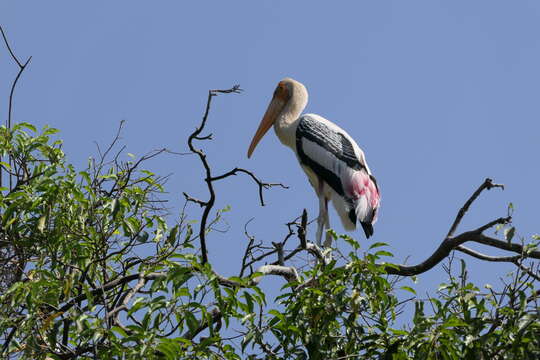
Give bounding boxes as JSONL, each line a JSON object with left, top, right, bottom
{"left": 360, "top": 222, "right": 374, "bottom": 238}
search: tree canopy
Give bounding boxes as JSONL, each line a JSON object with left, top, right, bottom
{"left": 1, "top": 26, "right": 539, "bottom": 360}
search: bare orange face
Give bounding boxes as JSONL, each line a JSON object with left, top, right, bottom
{"left": 274, "top": 81, "right": 290, "bottom": 101}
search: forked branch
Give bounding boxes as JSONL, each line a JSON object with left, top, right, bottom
{"left": 0, "top": 25, "right": 32, "bottom": 189}
{"left": 185, "top": 85, "right": 287, "bottom": 265}
{"left": 384, "top": 178, "right": 538, "bottom": 276}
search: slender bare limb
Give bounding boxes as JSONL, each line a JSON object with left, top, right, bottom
{"left": 0, "top": 26, "right": 23, "bottom": 67}
{"left": 474, "top": 233, "right": 540, "bottom": 257}
{"left": 186, "top": 86, "right": 242, "bottom": 264}
{"left": 106, "top": 275, "right": 147, "bottom": 320}
{"left": 183, "top": 192, "right": 207, "bottom": 207}
{"left": 298, "top": 209, "right": 308, "bottom": 249}
{"left": 456, "top": 245, "right": 522, "bottom": 262}
{"left": 385, "top": 218, "right": 512, "bottom": 276}
{"left": 447, "top": 178, "right": 504, "bottom": 238}
{"left": 516, "top": 262, "right": 540, "bottom": 282}
{"left": 0, "top": 25, "right": 32, "bottom": 190}
{"left": 209, "top": 167, "right": 288, "bottom": 206}
{"left": 239, "top": 218, "right": 257, "bottom": 277}
{"left": 381, "top": 178, "right": 540, "bottom": 276}
{"left": 186, "top": 85, "right": 287, "bottom": 265}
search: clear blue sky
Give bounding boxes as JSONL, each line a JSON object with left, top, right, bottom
{"left": 1, "top": 1, "right": 539, "bottom": 304}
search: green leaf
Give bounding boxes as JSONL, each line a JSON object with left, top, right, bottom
{"left": 79, "top": 171, "right": 91, "bottom": 185}
{"left": 128, "top": 297, "right": 145, "bottom": 316}
{"left": 42, "top": 126, "right": 59, "bottom": 136}
{"left": 136, "top": 231, "right": 149, "bottom": 243}
{"left": 507, "top": 202, "right": 514, "bottom": 216}
{"left": 241, "top": 331, "right": 255, "bottom": 352}
{"left": 243, "top": 292, "right": 254, "bottom": 313}
{"left": 400, "top": 286, "right": 416, "bottom": 295}
{"left": 390, "top": 328, "right": 409, "bottom": 336}
{"left": 37, "top": 214, "right": 47, "bottom": 233}
{"left": 19, "top": 122, "right": 37, "bottom": 132}
{"left": 176, "top": 287, "right": 190, "bottom": 297}
{"left": 111, "top": 326, "right": 128, "bottom": 338}
{"left": 375, "top": 250, "right": 394, "bottom": 257}
{"left": 167, "top": 225, "right": 179, "bottom": 245}
{"left": 369, "top": 242, "right": 389, "bottom": 250}
{"left": 110, "top": 198, "right": 120, "bottom": 218}
{"left": 504, "top": 226, "right": 516, "bottom": 243}
{"left": 445, "top": 317, "right": 468, "bottom": 327}
{"left": 268, "top": 309, "right": 285, "bottom": 322}
{"left": 185, "top": 311, "right": 199, "bottom": 335}
{"left": 518, "top": 313, "right": 536, "bottom": 333}
{"left": 124, "top": 217, "right": 140, "bottom": 236}
{"left": 156, "top": 342, "right": 176, "bottom": 360}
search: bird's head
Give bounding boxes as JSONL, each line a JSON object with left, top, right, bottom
{"left": 247, "top": 78, "right": 307, "bottom": 158}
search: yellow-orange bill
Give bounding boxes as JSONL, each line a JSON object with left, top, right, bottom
{"left": 247, "top": 97, "right": 284, "bottom": 158}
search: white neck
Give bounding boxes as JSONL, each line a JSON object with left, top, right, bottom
{"left": 273, "top": 81, "right": 308, "bottom": 149}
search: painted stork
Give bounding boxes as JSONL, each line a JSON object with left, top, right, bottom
{"left": 247, "top": 78, "right": 380, "bottom": 247}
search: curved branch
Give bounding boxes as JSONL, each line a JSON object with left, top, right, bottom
{"left": 474, "top": 233, "right": 540, "bottom": 258}
{"left": 447, "top": 178, "right": 504, "bottom": 238}
{"left": 0, "top": 25, "right": 32, "bottom": 190}
{"left": 185, "top": 85, "right": 287, "bottom": 265}
{"left": 0, "top": 26, "right": 23, "bottom": 67}
{"left": 382, "top": 178, "right": 534, "bottom": 276}
{"left": 186, "top": 86, "right": 242, "bottom": 265}
{"left": 252, "top": 264, "right": 300, "bottom": 284}
{"left": 456, "top": 245, "right": 522, "bottom": 262}
{"left": 209, "top": 167, "right": 288, "bottom": 206}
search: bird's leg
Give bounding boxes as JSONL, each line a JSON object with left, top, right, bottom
{"left": 316, "top": 194, "right": 326, "bottom": 246}
{"left": 322, "top": 198, "right": 333, "bottom": 248}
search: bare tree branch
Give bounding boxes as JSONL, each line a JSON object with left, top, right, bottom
{"left": 382, "top": 178, "right": 540, "bottom": 276}
{"left": 185, "top": 85, "right": 287, "bottom": 265}
{"left": 209, "top": 167, "right": 288, "bottom": 206}
{"left": 186, "top": 86, "right": 242, "bottom": 265}
{"left": 456, "top": 245, "right": 522, "bottom": 262}
{"left": 0, "top": 26, "right": 23, "bottom": 68}
{"left": 474, "top": 233, "right": 540, "bottom": 257}
{"left": 447, "top": 178, "right": 504, "bottom": 238}
{"left": 0, "top": 25, "right": 32, "bottom": 190}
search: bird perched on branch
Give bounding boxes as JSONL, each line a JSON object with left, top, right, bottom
{"left": 247, "top": 78, "right": 380, "bottom": 247}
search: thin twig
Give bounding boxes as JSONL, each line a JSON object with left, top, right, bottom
{"left": 447, "top": 178, "right": 504, "bottom": 238}
{"left": 186, "top": 86, "right": 242, "bottom": 265}
{"left": 456, "top": 245, "right": 522, "bottom": 262}
{"left": 209, "top": 167, "right": 288, "bottom": 206}
{"left": 298, "top": 209, "right": 308, "bottom": 249}
{"left": 186, "top": 85, "right": 287, "bottom": 265}
{"left": 0, "top": 26, "right": 23, "bottom": 67}
{"left": 382, "top": 179, "right": 531, "bottom": 276}
{"left": 239, "top": 218, "right": 256, "bottom": 278}
{"left": 0, "top": 25, "right": 32, "bottom": 190}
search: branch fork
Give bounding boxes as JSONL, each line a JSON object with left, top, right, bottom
{"left": 185, "top": 85, "right": 287, "bottom": 265}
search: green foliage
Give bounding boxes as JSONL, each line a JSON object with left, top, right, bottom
{"left": 0, "top": 124, "right": 253, "bottom": 359}
{"left": 241, "top": 247, "right": 540, "bottom": 359}
{"left": 0, "top": 125, "right": 539, "bottom": 359}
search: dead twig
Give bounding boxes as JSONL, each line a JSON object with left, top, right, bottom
{"left": 447, "top": 178, "right": 504, "bottom": 238}
{"left": 0, "top": 25, "right": 32, "bottom": 190}
{"left": 185, "top": 85, "right": 287, "bottom": 265}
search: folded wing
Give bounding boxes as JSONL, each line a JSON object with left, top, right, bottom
{"left": 295, "top": 114, "right": 380, "bottom": 238}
